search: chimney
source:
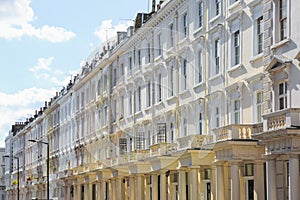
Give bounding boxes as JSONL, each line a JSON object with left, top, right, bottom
{"left": 34, "top": 110, "right": 38, "bottom": 118}
{"left": 152, "top": 0, "right": 156, "bottom": 13}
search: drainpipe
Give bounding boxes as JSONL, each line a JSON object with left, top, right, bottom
{"left": 151, "top": 28, "right": 156, "bottom": 144}
{"left": 204, "top": 0, "right": 209, "bottom": 137}
{"left": 175, "top": 10, "right": 179, "bottom": 141}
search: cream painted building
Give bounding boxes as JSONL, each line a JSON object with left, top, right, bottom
{"left": 5, "top": 0, "right": 300, "bottom": 200}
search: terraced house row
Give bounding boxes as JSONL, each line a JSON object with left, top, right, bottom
{"left": 5, "top": 0, "right": 300, "bottom": 199}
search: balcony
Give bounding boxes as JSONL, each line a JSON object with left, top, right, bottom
{"left": 263, "top": 108, "right": 300, "bottom": 131}
{"left": 214, "top": 124, "right": 263, "bottom": 142}
{"left": 128, "top": 149, "right": 150, "bottom": 161}
{"left": 177, "top": 134, "right": 212, "bottom": 149}
{"left": 83, "top": 163, "right": 98, "bottom": 172}
{"left": 58, "top": 169, "right": 73, "bottom": 179}
{"left": 73, "top": 166, "right": 84, "bottom": 175}
{"left": 150, "top": 143, "right": 177, "bottom": 157}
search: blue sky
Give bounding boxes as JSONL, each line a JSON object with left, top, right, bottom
{"left": 0, "top": 0, "right": 150, "bottom": 147}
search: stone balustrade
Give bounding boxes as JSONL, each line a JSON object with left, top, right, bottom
{"left": 214, "top": 124, "right": 263, "bottom": 142}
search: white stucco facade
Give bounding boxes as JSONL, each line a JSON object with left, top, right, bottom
{"left": 4, "top": 0, "right": 300, "bottom": 200}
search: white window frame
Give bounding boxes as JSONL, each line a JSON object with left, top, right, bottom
{"left": 137, "top": 49, "right": 142, "bottom": 68}
{"left": 146, "top": 81, "right": 151, "bottom": 107}
{"left": 120, "top": 95, "right": 124, "bottom": 118}
{"left": 128, "top": 91, "right": 133, "bottom": 116}
{"left": 215, "top": 107, "right": 220, "bottom": 128}
{"left": 157, "top": 34, "right": 162, "bottom": 57}
{"left": 255, "top": 16, "right": 263, "bottom": 55}
{"left": 197, "top": 1, "right": 204, "bottom": 28}
{"left": 198, "top": 112, "right": 203, "bottom": 135}
{"left": 279, "top": 0, "right": 288, "bottom": 41}
{"left": 233, "top": 99, "right": 241, "bottom": 124}
{"left": 157, "top": 74, "right": 162, "bottom": 102}
{"left": 183, "top": 12, "right": 188, "bottom": 38}
{"left": 169, "top": 65, "right": 174, "bottom": 97}
{"left": 183, "top": 118, "right": 188, "bottom": 137}
{"left": 196, "top": 50, "right": 203, "bottom": 84}
{"left": 128, "top": 56, "right": 132, "bottom": 75}
{"left": 147, "top": 43, "right": 151, "bottom": 64}
{"left": 255, "top": 91, "right": 263, "bottom": 123}
{"left": 232, "top": 30, "right": 241, "bottom": 66}
{"left": 169, "top": 23, "right": 174, "bottom": 48}
{"left": 278, "top": 81, "right": 287, "bottom": 110}
{"left": 273, "top": 0, "right": 289, "bottom": 43}
{"left": 214, "top": 38, "right": 220, "bottom": 75}
{"left": 136, "top": 86, "right": 141, "bottom": 112}
{"left": 181, "top": 59, "right": 188, "bottom": 91}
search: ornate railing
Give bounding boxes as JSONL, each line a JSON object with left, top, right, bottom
{"left": 214, "top": 124, "right": 263, "bottom": 142}
{"left": 263, "top": 108, "right": 300, "bottom": 131}
{"left": 177, "top": 134, "right": 212, "bottom": 149}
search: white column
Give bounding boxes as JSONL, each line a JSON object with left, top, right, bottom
{"left": 84, "top": 183, "right": 89, "bottom": 200}
{"left": 190, "top": 168, "right": 198, "bottom": 200}
{"left": 136, "top": 175, "right": 145, "bottom": 200}
{"left": 151, "top": 174, "right": 158, "bottom": 200}
{"left": 266, "top": 159, "right": 277, "bottom": 200}
{"left": 66, "top": 185, "right": 71, "bottom": 200}
{"left": 231, "top": 162, "right": 240, "bottom": 200}
{"left": 116, "top": 178, "right": 122, "bottom": 200}
{"left": 160, "top": 172, "right": 167, "bottom": 200}
{"left": 289, "top": 155, "right": 299, "bottom": 200}
{"left": 179, "top": 170, "right": 186, "bottom": 200}
{"left": 97, "top": 182, "right": 101, "bottom": 200}
{"left": 101, "top": 180, "right": 106, "bottom": 200}
{"left": 254, "top": 161, "right": 265, "bottom": 200}
{"left": 111, "top": 179, "right": 117, "bottom": 200}
{"left": 129, "top": 176, "right": 136, "bottom": 200}
{"left": 76, "top": 184, "right": 81, "bottom": 200}
{"left": 216, "top": 164, "right": 225, "bottom": 200}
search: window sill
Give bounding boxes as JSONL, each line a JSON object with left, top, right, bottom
{"left": 166, "top": 46, "right": 175, "bottom": 56}
{"left": 178, "top": 38, "right": 189, "bottom": 48}
{"left": 227, "top": 64, "right": 243, "bottom": 73}
{"left": 193, "top": 26, "right": 204, "bottom": 36}
{"left": 166, "top": 95, "right": 176, "bottom": 104}
{"left": 209, "top": 15, "right": 221, "bottom": 24}
{"left": 155, "top": 101, "right": 164, "bottom": 109}
{"left": 144, "top": 106, "right": 151, "bottom": 113}
{"left": 249, "top": 53, "right": 263, "bottom": 63}
{"left": 127, "top": 115, "right": 134, "bottom": 121}
{"left": 135, "top": 111, "right": 143, "bottom": 118}
{"left": 154, "top": 55, "right": 163, "bottom": 63}
{"left": 228, "top": 1, "right": 242, "bottom": 13}
{"left": 271, "top": 38, "right": 291, "bottom": 51}
{"left": 193, "top": 82, "right": 205, "bottom": 90}
{"left": 209, "top": 73, "right": 222, "bottom": 82}
{"left": 179, "top": 89, "right": 190, "bottom": 98}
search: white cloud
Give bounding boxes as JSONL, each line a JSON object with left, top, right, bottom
{"left": 29, "top": 57, "right": 79, "bottom": 87}
{"left": 0, "top": 87, "right": 56, "bottom": 147}
{"left": 94, "top": 19, "right": 133, "bottom": 42}
{"left": 0, "top": 0, "right": 75, "bottom": 42}
{"left": 29, "top": 57, "right": 53, "bottom": 72}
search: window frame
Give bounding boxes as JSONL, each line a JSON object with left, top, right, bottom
{"left": 196, "top": 50, "right": 203, "bottom": 84}
{"left": 233, "top": 30, "right": 240, "bottom": 66}
{"left": 255, "top": 91, "right": 263, "bottom": 123}
{"left": 278, "top": 81, "right": 288, "bottom": 110}
{"left": 256, "top": 16, "right": 263, "bottom": 55}
{"left": 214, "top": 38, "right": 220, "bottom": 75}
{"left": 198, "top": 1, "right": 204, "bottom": 28}
{"left": 233, "top": 99, "right": 241, "bottom": 124}
{"left": 183, "top": 12, "right": 188, "bottom": 38}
